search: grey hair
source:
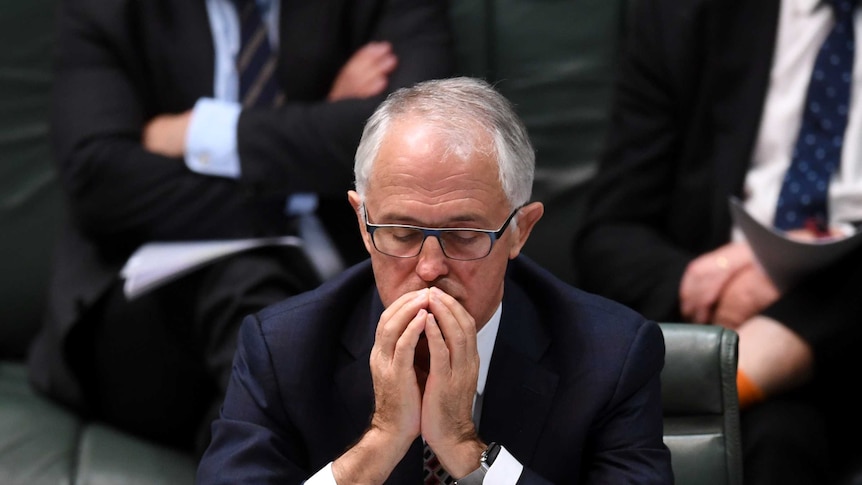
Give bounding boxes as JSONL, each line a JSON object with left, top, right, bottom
{"left": 353, "top": 77, "right": 535, "bottom": 210}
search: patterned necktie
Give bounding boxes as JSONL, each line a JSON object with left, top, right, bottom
{"left": 774, "top": 0, "right": 856, "bottom": 231}
{"left": 423, "top": 442, "right": 455, "bottom": 485}
{"left": 232, "top": 0, "right": 283, "bottom": 108}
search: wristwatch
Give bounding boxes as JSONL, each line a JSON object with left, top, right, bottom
{"left": 454, "top": 442, "right": 500, "bottom": 485}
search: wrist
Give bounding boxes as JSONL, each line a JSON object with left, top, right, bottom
{"left": 333, "top": 426, "right": 411, "bottom": 484}
{"left": 454, "top": 442, "right": 501, "bottom": 485}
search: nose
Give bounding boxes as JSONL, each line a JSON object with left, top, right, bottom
{"left": 415, "top": 235, "right": 449, "bottom": 282}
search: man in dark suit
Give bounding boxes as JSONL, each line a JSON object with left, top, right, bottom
{"left": 196, "top": 77, "right": 672, "bottom": 484}
{"left": 28, "top": 0, "right": 453, "bottom": 453}
{"left": 574, "top": 0, "right": 862, "bottom": 483}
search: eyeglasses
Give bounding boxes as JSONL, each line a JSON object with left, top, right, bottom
{"left": 362, "top": 206, "right": 520, "bottom": 261}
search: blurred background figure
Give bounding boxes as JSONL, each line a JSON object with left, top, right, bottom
{"left": 27, "top": 0, "right": 453, "bottom": 456}
{"left": 574, "top": 0, "right": 862, "bottom": 483}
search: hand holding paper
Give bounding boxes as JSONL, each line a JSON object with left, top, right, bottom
{"left": 729, "top": 197, "right": 862, "bottom": 292}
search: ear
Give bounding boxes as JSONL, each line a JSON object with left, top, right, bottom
{"left": 507, "top": 201, "right": 544, "bottom": 259}
{"left": 348, "top": 190, "right": 374, "bottom": 255}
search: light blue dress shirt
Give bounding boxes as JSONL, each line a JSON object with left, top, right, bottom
{"left": 185, "top": 0, "right": 280, "bottom": 179}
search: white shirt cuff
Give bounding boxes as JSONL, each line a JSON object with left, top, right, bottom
{"left": 185, "top": 97, "right": 242, "bottom": 178}
{"left": 484, "top": 445, "right": 523, "bottom": 484}
{"left": 299, "top": 446, "right": 523, "bottom": 485}
{"left": 303, "top": 461, "right": 337, "bottom": 485}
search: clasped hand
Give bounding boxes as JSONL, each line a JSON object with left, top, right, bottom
{"left": 679, "top": 223, "right": 840, "bottom": 327}
{"left": 369, "top": 287, "right": 482, "bottom": 476}
{"left": 679, "top": 241, "right": 779, "bottom": 327}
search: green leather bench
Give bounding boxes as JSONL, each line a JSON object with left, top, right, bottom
{"left": 0, "top": 2, "right": 198, "bottom": 483}
{"left": 660, "top": 324, "right": 742, "bottom": 485}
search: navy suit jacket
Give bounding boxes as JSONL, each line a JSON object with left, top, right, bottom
{"left": 197, "top": 256, "right": 673, "bottom": 484}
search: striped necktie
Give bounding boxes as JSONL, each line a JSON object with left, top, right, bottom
{"left": 774, "top": 0, "right": 856, "bottom": 231}
{"left": 232, "top": 0, "right": 283, "bottom": 108}
{"left": 423, "top": 442, "right": 455, "bottom": 485}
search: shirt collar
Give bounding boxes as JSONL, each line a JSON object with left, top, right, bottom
{"left": 475, "top": 302, "right": 502, "bottom": 396}
{"left": 784, "top": 0, "right": 840, "bottom": 15}
{"left": 791, "top": 0, "right": 832, "bottom": 14}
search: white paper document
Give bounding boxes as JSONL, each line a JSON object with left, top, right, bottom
{"left": 120, "top": 236, "right": 304, "bottom": 300}
{"left": 729, "top": 197, "right": 862, "bottom": 291}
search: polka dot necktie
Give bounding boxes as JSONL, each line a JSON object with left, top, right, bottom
{"left": 774, "top": 0, "right": 856, "bottom": 231}
{"left": 231, "top": 0, "right": 283, "bottom": 108}
{"left": 423, "top": 442, "right": 455, "bottom": 485}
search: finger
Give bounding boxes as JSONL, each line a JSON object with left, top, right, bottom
{"left": 353, "top": 41, "right": 393, "bottom": 64}
{"left": 427, "top": 288, "right": 464, "bottom": 339}
{"left": 370, "top": 51, "right": 398, "bottom": 74}
{"left": 693, "top": 305, "right": 714, "bottom": 324}
{"left": 424, "top": 312, "right": 450, "bottom": 373}
{"left": 392, "top": 308, "right": 428, "bottom": 369}
{"left": 427, "top": 288, "right": 477, "bottom": 368}
{"left": 375, "top": 289, "right": 430, "bottom": 356}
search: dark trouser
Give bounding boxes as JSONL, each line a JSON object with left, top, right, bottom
{"left": 741, "top": 390, "right": 829, "bottom": 485}
{"left": 741, "top": 374, "right": 862, "bottom": 485}
{"left": 747, "top": 246, "right": 862, "bottom": 484}
{"left": 67, "top": 247, "right": 319, "bottom": 456}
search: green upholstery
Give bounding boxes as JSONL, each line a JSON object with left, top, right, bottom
{"left": 0, "top": 363, "right": 78, "bottom": 484}
{"left": 74, "top": 426, "right": 196, "bottom": 485}
{"left": 659, "top": 323, "right": 743, "bottom": 485}
{"left": 0, "top": 1, "right": 198, "bottom": 483}
{"left": 448, "top": 0, "right": 626, "bottom": 284}
{"left": 0, "top": 2, "right": 62, "bottom": 360}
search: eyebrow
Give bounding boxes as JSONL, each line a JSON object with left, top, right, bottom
{"left": 368, "top": 209, "right": 490, "bottom": 228}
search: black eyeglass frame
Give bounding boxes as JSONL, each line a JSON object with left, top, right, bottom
{"left": 361, "top": 205, "right": 521, "bottom": 261}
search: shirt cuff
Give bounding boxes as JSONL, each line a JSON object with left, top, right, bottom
{"left": 303, "top": 462, "right": 337, "bottom": 485}
{"left": 484, "top": 445, "right": 523, "bottom": 484}
{"left": 185, "top": 97, "right": 242, "bottom": 178}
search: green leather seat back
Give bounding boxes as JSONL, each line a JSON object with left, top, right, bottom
{"left": 448, "top": 0, "right": 625, "bottom": 284}
{"left": 0, "top": 363, "right": 79, "bottom": 484}
{"left": 0, "top": 1, "right": 62, "bottom": 360}
{"left": 660, "top": 323, "right": 743, "bottom": 485}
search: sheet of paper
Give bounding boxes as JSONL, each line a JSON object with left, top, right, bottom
{"left": 729, "top": 197, "right": 862, "bottom": 291}
{"left": 120, "top": 236, "right": 304, "bottom": 300}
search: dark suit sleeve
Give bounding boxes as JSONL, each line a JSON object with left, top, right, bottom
{"left": 52, "top": 0, "right": 273, "bottom": 244}
{"left": 573, "top": 0, "right": 707, "bottom": 321}
{"left": 197, "top": 315, "right": 311, "bottom": 484}
{"left": 52, "top": 0, "right": 453, "bottom": 246}
{"left": 579, "top": 319, "right": 673, "bottom": 484}
{"left": 236, "top": 0, "right": 454, "bottom": 195}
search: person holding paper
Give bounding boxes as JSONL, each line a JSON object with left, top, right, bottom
{"left": 197, "top": 76, "right": 672, "bottom": 485}
{"left": 28, "top": 0, "right": 453, "bottom": 456}
{"left": 573, "top": 0, "right": 862, "bottom": 483}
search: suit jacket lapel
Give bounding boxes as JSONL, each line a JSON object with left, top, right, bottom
{"left": 708, "top": 0, "right": 781, "bottom": 241}
{"left": 335, "top": 289, "right": 379, "bottom": 436}
{"left": 478, "top": 280, "right": 558, "bottom": 463}
{"left": 146, "top": 1, "right": 215, "bottom": 105}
